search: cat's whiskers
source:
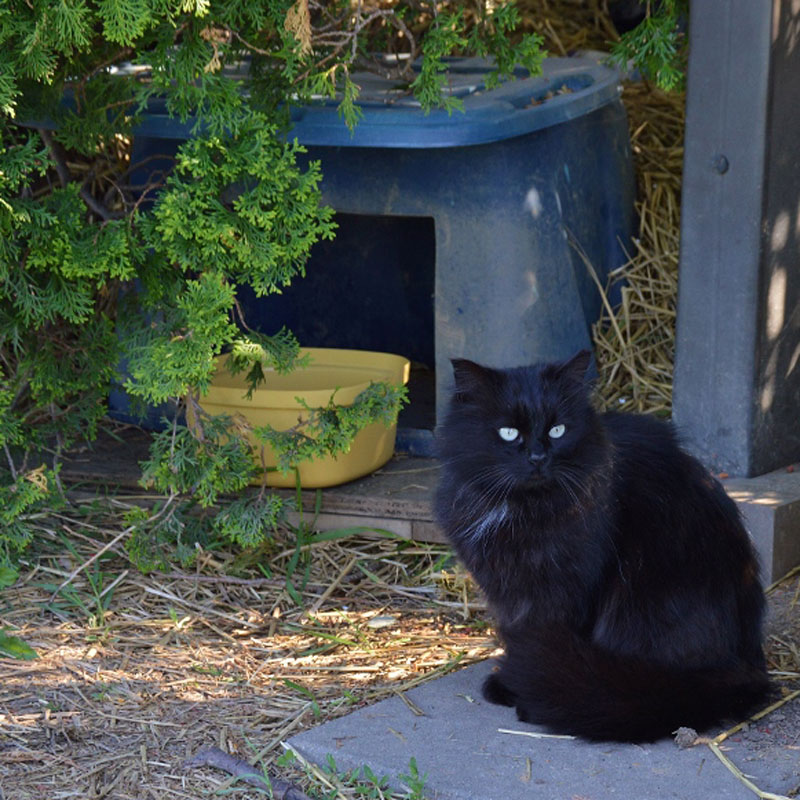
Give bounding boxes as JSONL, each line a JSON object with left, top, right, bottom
{"left": 451, "top": 465, "right": 498, "bottom": 511}
{"left": 459, "top": 479, "right": 513, "bottom": 532}
{"left": 451, "top": 466, "right": 517, "bottom": 546}
{"left": 554, "top": 473, "right": 581, "bottom": 509}
{"left": 553, "top": 466, "right": 589, "bottom": 507}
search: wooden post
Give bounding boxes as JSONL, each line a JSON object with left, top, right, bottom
{"left": 674, "top": 0, "right": 800, "bottom": 477}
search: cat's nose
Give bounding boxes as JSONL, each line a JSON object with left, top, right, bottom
{"left": 528, "top": 450, "right": 546, "bottom": 463}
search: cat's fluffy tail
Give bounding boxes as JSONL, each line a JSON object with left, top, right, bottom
{"left": 488, "top": 627, "right": 771, "bottom": 743}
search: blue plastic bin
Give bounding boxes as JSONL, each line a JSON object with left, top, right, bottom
{"left": 287, "top": 56, "right": 635, "bottom": 422}
{"left": 117, "top": 55, "right": 635, "bottom": 443}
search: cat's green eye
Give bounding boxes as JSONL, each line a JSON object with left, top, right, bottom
{"left": 549, "top": 424, "right": 566, "bottom": 439}
{"left": 498, "top": 427, "right": 520, "bottom": 442}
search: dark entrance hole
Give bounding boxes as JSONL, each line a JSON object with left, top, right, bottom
{"left": 237, "top": 212, "right": 437, "bottom": 452}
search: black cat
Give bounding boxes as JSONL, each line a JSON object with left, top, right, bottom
{"left": 434, "top": 351, "right": 770, "bottom": 742}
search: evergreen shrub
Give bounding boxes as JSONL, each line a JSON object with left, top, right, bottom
{"left": 0, "top": 1, "right": 547, "bottom": 575}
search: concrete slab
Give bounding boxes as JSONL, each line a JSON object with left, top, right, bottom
{"left": 724, "top": 463, "right": 800, "bottom": 582}
{"left": 287, "top": 660, "right": 784, "bottom": 800}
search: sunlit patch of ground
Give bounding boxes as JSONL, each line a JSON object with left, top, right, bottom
{"left": 1, "top": 495, "right": 495, "bottom": 799}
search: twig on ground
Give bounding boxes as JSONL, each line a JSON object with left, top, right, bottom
{"left": 184, "top": 745, "right": 314, "bottom": 799}
{"left": 498, "top": 727, "right": 576, "bottom": 741}
{"left": 700, "top": 690, "right": 800, "bottom": 800}
{"left": 707, "top": 742, "right": 791, "bottom": 800}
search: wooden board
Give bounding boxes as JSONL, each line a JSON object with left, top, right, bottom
{"left": 60, "top": 427, "right": 445, "bottom": 543}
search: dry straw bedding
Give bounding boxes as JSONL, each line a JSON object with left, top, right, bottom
{"left": 1, "top": 492, "right": 495, "bottom": 799}
{"left": 591, "top": 80, "right": 685, "bottom": 415}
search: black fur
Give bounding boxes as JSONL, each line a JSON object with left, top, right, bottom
{"left": 434, "top": 351, "right": 770, "bottom": 742}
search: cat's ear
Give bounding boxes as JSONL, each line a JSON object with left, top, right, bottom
{"left": 557, "top": 350, "right": 593, "bottom": 385}
{"left": 451, "top": 358, "right": 496, "bottom": 400}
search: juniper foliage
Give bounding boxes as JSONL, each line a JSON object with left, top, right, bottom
{"left": 0, "top": 1, "right": 548, "bottom": 583}
{"left": 609, "top": 0, "right": 688, "bottom": 91}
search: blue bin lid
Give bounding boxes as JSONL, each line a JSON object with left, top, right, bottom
{"left": 128, "top": 55, "right": 622, "bottom": 149}
{"left": 287, "top": 55, "right": 623, "bottom": 148}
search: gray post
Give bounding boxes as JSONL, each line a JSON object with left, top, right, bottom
{"left": 673, "top": 0, "right": 800, "bottom": 477}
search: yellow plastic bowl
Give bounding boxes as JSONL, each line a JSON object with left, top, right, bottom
{"left": 194, "top": 348, "right": 410, "bottom": 488}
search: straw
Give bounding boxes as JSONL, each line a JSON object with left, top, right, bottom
{"left": 589, "top": 79, "right": 685, "bottom": 414}
{"left": 1, "top": 490, "right": 493, "bottom": 799}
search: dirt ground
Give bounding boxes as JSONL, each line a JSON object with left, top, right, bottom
{"left": 1, "top": 489, "right": 799, "bottom": 800}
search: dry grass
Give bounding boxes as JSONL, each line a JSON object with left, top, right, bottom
{"left": 766, "top": 567, "right": 800, "bottom": 689}
{"left": 517, "top": 0, "right": 620, "bottom": 54}
{"left": 591, "top": 81, "right": 685, "bottom": 414}
{"left": 0, "top": 492, "right": 494, "bottom": 799}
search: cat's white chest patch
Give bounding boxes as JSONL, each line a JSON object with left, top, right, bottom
{"left": 461, "top": 504, "right": 509, "bottom": 544}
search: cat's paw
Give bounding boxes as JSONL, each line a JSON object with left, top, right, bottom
{"left": 514, "top": 700, "right": 538, "bottom": 724}
{"left": 482, "top": 672, "right": 516, "bottom": 707}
